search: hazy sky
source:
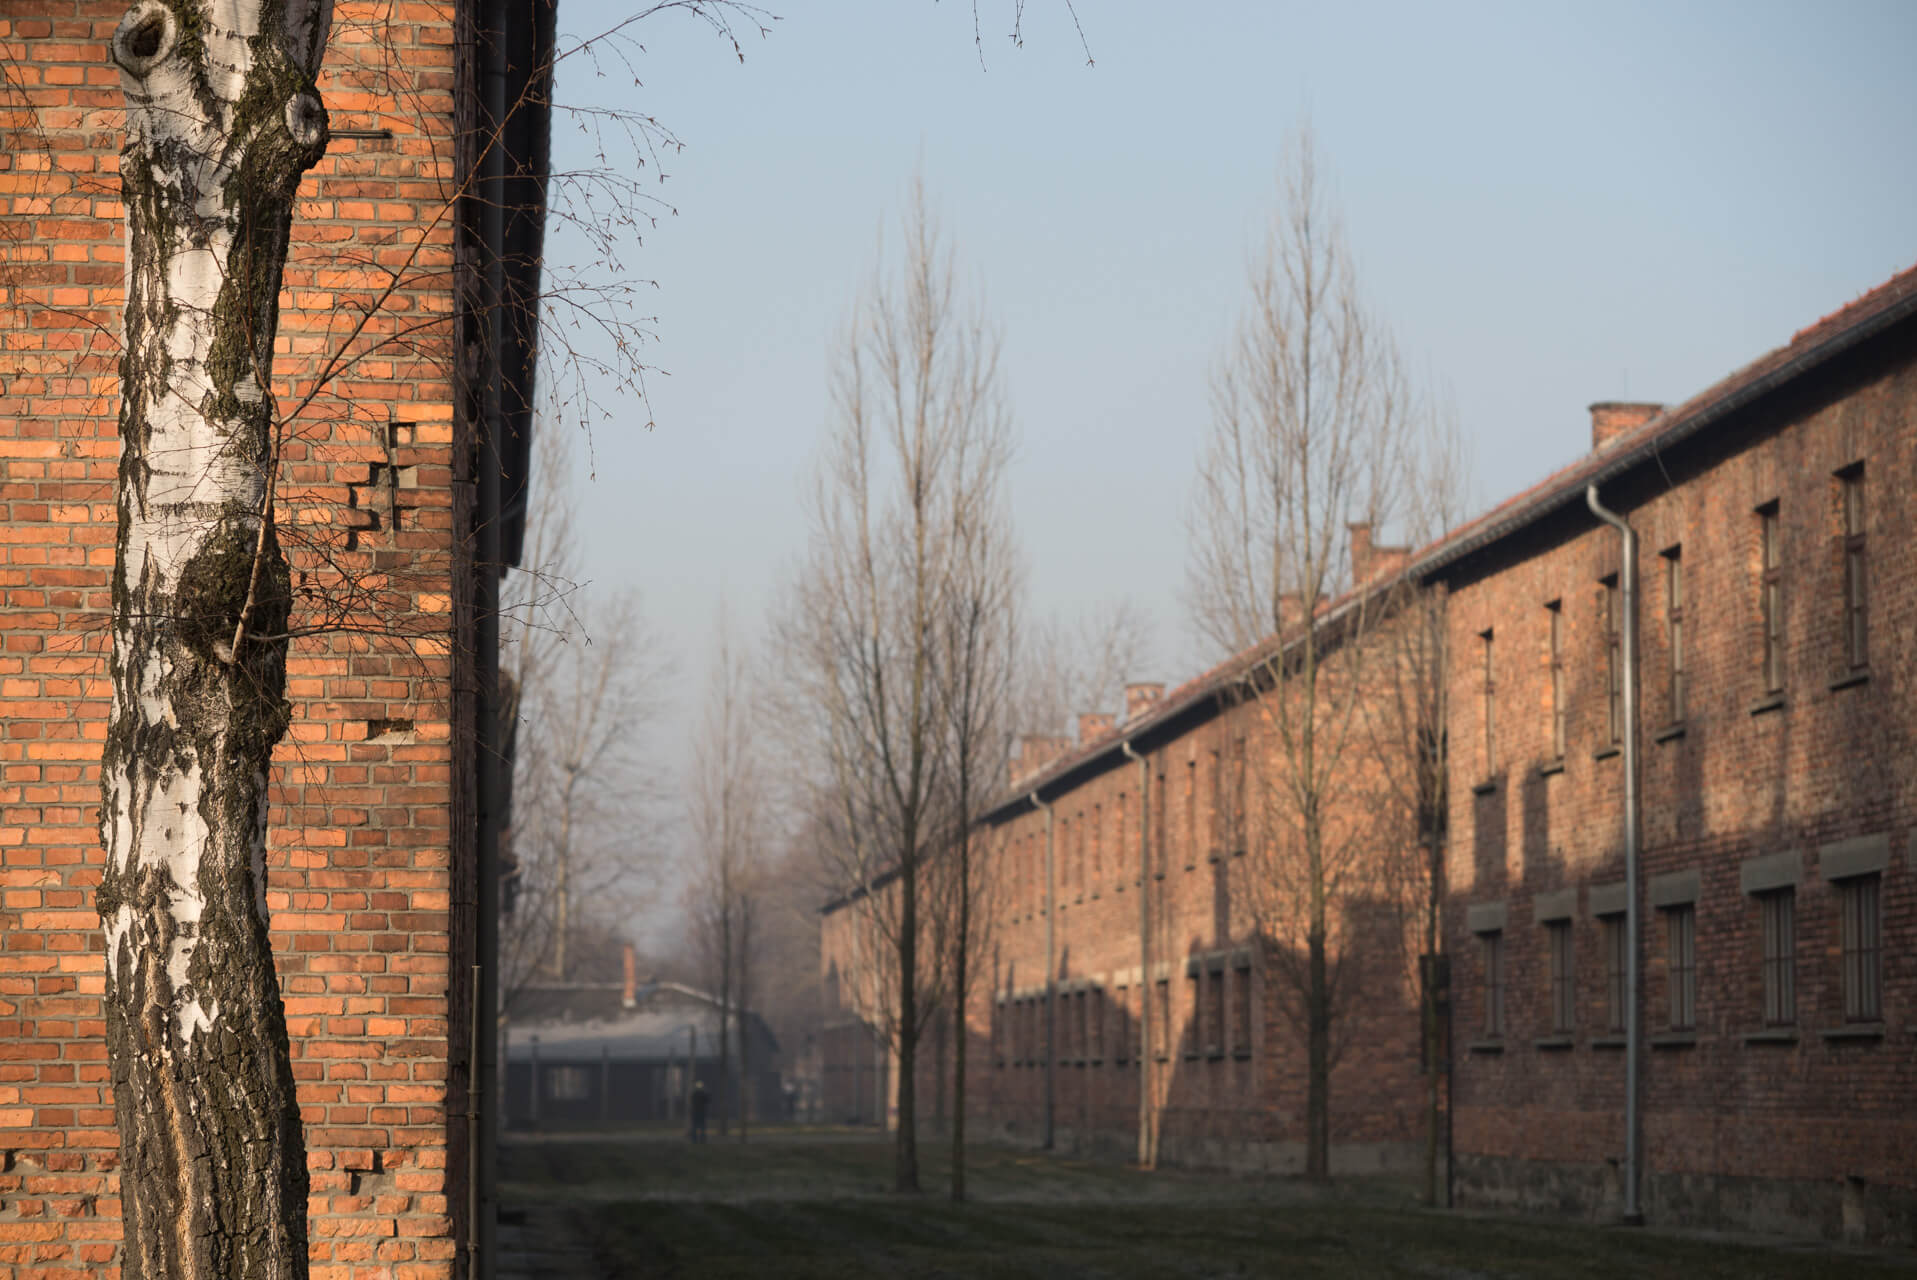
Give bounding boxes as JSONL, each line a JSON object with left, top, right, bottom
{"left": 535, "top": 1, "right": 1916, "bottom": 931}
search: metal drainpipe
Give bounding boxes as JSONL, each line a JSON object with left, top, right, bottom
{"left": 1030, "top": 792, "right": 1055, "bottom": 1150}
{"left": 1120, "top": 741, "right": 1151, "bottom": 1167}
{"left": 1586, "top": 484, "right": 1642, "bottom": 1225}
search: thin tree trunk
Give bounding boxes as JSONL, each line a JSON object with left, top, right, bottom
{"left": 896, "top": 818, "right": 919, "bottom": 1191}
{"left": 99, "top": 1, "right": 331, "bottom": 1274}
{"left": 951, "top": 831, "right": 970, "bottom": 1202}
{"left": 717, "top": 905, "right": 732, "bottom": 1138}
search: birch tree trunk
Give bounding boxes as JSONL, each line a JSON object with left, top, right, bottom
{"left": 98, "top": 2, "right": 332, "bottom": 1274}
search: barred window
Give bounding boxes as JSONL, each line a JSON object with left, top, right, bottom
{"left": 1481, "top": 931, "right": 1505, "bottom": 1037}
{"left": 1666, "top": 905, "right": 1696, "bottom": 1031}
{"left": 1185, "top": 972, "right": 1201, "bottom": 1058}
{"left": 1601, "top": 914, "right": 1626, "bottom": 1034}
{"left": 1603, "top": 577, "right": 1623, "bottom": 745}
{"left": 1547, "top": 920, "right": 1575, "bottom": 1034}
{"left": 1760, "top": 890, "right": 1795, "bottom": 1027}
{"left": 1206, "top": 968, "right": 1226, "bottom": 1057}
{"left": 1232, "top": 960, "right": 1254, "bottom": 1056}
{"left": 1480, "top": 629, "right": 1497, "bottom": 774}
{"left": 1840, "top": 468, "right": 1867, "bottom": 670}
{"left": 1840, "top": 875, "right": 1882, "bottom": 1023}
{"left": 1547, "top": 602, "right": 1566, "bottom": 759}
{"left": 1664, "top": 550, "right": 1685, "bottom": 723}
{"left": 1759, "top": 504, "right": 1783, "bottom": 693}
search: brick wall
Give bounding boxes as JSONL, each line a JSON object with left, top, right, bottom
{"left": 1442, "top": 309, "right": 1917, "bottom": 1240}
{"left": 818, "top": 604, "right": 1432, "bottom": 1175}
{"left": 0, "top": 5, "right": 471, "bottom": 1276}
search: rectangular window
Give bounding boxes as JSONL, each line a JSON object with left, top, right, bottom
{"left": 1154, "top": 979, "right": 1170, "bottom": 1059}
{"left": 1481, "top": 931, "right": 1504, "bottom": 1037}
{"left": 1232, "top": 961, "right": 1253, "bottom": 1055}
{"left": 1130, "top": 984, "right": 1144, "bottom": 1063}
{"left": 1480, "top": 628, "right": 1496, "bottom": 775}
{"left": 1603, "top": 576, "right": 1623, "bottom": 745}
{"left": 1091, "top": 803, "right": 1103, "bottom": 893}
{"left": 1184, "top": 758, "right": 1197, "bottom": 869}
{"left": 1760, "top": 504, "right": 1783, "bottom": 692}
{"left": 1153, "top": 768, "right": 1167, "bottom": 878}
{"left": 1760, "top": 889, "right": 1795, "bottom": 1027}
{"left": 1231, "top": 738, "right": 1248, "bottom": 855}
{"left": 1185, "top": 972, "right": 1201, "bottom": 1057}
{"left": 1206, "top": 968, "right": 1226, "bottom": 1056}
{"left": 1547, "top": 601, "right": 1566, "bottom": 759}
{"left": 1666, "top": 905, "right": 1696, "bottom": 1031}
{"left": 1841, "top": 468, "right": 1867, "bottom": 670}
{"left": 1664, "top": 549, "right": 1685, "bottom": 723}
{"left": 1601, "top": 915, "right": 1626, "bottom": 1034}
{"left": 1840, "top": 875, "right": 1882, "bottom": 1022}
{"left": 1547, "top": 921, "right": 1575, "bottom": 1033}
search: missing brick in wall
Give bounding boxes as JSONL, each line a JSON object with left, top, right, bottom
{"left": 367, "top": 718, "right": 416, "bottom": 745}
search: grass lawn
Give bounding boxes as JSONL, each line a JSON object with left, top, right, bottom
{"left": 500, "top": 1131, "right": 1914, "bottom": 1279}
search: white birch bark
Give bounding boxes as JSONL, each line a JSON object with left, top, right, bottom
{"left": 99, "top": 1, "right": 332, "bottom": 1274}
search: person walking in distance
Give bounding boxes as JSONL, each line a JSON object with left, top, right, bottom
{"left": 690, "top": 1079, "right": 710, "bottom": 1143}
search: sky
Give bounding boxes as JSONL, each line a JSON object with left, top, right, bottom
{"left": 533, "top": 0, "right": 1917, "bottom": 937}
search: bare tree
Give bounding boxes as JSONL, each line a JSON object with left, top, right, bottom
{"left": 501, "top": 432, "right": 669, "bottom": 1009}
{"left": 96, "top": 4, "right": 334, "bottom": 1271}
{"left": 930, "top": 403, "right": 1018, "bottom": 1201}
{"left": 1186, "top": 128, "right": 1417, "bottom": 1181}
{"left": 781, "top": 177, "right": 1012, "bottom": 1192}
{"left": 1366, "top": 405, "right": 1472, "bottom": 1205}
{"left": 686, "top": 606, "right": 769, "bottom": 1139}
{"left": 1012, "top": 601, "right": 1154, "bottom": 737}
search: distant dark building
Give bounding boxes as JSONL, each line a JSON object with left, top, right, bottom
{"left": 506, "top": 958, "right": 783, "bottom": 1131}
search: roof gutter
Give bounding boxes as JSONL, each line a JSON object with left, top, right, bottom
{"left": 1414, "top": 288, "right": 1917, "bottom": 584}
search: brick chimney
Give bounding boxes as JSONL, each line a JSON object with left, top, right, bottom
{"left": 1123, "top": 683, "right": 1164, "bottom": 722}
{"left": 1077, "top": 712, "right": 1114, "bottom": 745}
{"left": 1278, "top": 591, "right": 1306, "bottom": 633}
{"left": 622, "top": 943, "right": 638, "bottom": 1008}
{"left": 1013, "top": 733, "right": 1075, "bottom": 785}
{"left": 1589, "top": 401, "right": 1663, "bottom": 452}
{"left": 1347, "top": 521, "right": 1374, "bottom": 584}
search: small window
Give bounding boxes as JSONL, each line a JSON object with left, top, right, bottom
{"left": 546, "top": 1065, "right": 591, "bottom": 1101}
{"left": 1231, "top": 738, "right": 1248, "bottom": 856}
{"left": 1184, "top": 972, "right": 1201, "bottom": 1058}
{"left": 1481, "top": 931, "right": 1505, "bottom": 1037}
{"left": 1601, "top": 914, "right": 1626, "bottom": 1034}
{"left": 1602, "top": 577, "right": 1623, "bottom": 745}
{"left": 1232, "top": 960, "right": 1253, "bottom": 1056}
{"left": 1184, "top": 758, "right": 1198, "bottom": 870}
{"left": 1547, "top": 920, "right": 1575, "bottom": 1034}
{"left": 1663, "top": 549, "right": 1685, "bottom": 723}
{"left": 1759, "top": 504, "right": 1783, "bottom": 693}
{"left": 1760, "top": 889, "right": 1795, "bottom": 1028}
{"left": 1840, "top": 875, "right": 1881, "bottom": 1023}
{"left": 1546, "top": 602, "right": 1565, "bottom": 759}
{"left": 1840, "top": 467, "right": 1867, "bottom": 670}
{"left": 1666, "top": 905, "right": 1696, "bottom": 1031}
{"left": 1206, "top": 968, "right": 1226, "bottom": 1057}
{"left": 1480, "top": 629, "right": 1496, "bottom": 775}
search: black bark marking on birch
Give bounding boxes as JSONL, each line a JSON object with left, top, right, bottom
{"left": 100, "top": 1, "right": 329, "bottom": 1276}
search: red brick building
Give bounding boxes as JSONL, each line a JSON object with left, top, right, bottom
{"left": 1431, "top": 266, "right": 1917, "bottom": 1240}
{"left": 820, "top": 536, "right": 1437, "bottom": 1175}
{"left": 0, "top": 4, "right": 551, "bottom": 1276}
